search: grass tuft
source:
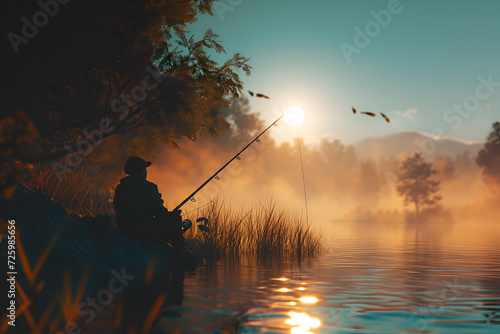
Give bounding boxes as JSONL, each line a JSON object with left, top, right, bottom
{"left": 21, "top": 162, "right": 112, "bottom": 217}
{"left": 184, "top": 199, "right": 325, "bottom": 260}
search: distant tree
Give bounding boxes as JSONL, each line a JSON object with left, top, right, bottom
{"left": 476, "top": 122, "right": 500, "bottom": 195}
{"left": 433, "top": 154, "right": 456, "bottom": 180}
{"left": 319, "top": 139, "right": 358, "bottom": 193}
{"left": 396, "top": 153, "right": 441, "bottom": 220}
{"left": 353, "top": 161, "right": 381, "bottom": 207}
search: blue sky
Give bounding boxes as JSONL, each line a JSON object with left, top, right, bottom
{"left": 188, "top": 0, "right": 500, "bottom": 145}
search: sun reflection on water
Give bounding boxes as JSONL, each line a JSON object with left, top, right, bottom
{"left": 286, "top": 311, "right": 321, "bottom": 334}
{"left": 299, "top": 297, "right": 318, "bottom": 304}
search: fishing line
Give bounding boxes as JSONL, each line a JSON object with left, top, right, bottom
{"left": 295, "top": 127, "right": 309, "bottom": 223}
{"left": 182, "top": 201, "right": 213, "bottom": 216}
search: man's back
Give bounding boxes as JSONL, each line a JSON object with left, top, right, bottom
{"left": 113, "top": 172, "right": 167, "bottom": 242}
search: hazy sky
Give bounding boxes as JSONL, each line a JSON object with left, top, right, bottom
{"left": 188, "top": 0, "right": 500, "bottom": 145}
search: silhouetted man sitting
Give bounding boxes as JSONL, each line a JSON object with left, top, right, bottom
{"left": 113, "top": 156, "right": 184, "bottom": 252}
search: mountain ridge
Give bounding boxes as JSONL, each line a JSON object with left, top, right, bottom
{"left": 353, "top": 131, "right": 484, "bottom": 160}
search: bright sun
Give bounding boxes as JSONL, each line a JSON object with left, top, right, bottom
{"left": 285, "top": 106, "right": 304, "bottom": 125}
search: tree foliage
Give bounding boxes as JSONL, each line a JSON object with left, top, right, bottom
{"left": 396, "top": 153, "right": 441, "bottom": 218}
{"left": 476, "top": 122, "right": 500, "bottom": 194}
{"left": 1, "top": 0, "right": 250, "bottom": 163}
{"left": 0, "top": 111, "right": 39, "bottom": 199}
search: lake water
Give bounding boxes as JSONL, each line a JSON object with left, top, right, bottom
{"left": 156, "top": 221, "right": 500, "bottom": 334}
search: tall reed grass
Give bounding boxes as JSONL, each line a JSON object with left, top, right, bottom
{"left": 18, "top": 163, "right": 325, "bottom": 259}
{"left": 184, "top": 200, "right": 325, "bottom": 260}
{"left": 4, "top": 166, "right": 326, "bottom": 333}
{"left": 21, "top": 162, "right": 112, "bottom": 217}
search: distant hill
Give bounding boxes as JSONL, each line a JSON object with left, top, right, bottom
{"left": 353, "top": 131, "right": 484, "bottom": 160}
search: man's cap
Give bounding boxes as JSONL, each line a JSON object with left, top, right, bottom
{"left": 124, "top": 156, "right": 152, "bottom": 175}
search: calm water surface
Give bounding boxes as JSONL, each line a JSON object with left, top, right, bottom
{"left": 157, "top": 221, "right": 500, "bottom": 333}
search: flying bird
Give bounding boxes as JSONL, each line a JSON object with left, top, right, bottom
{"left": 380, "top": 112, "right": 391, "bottom": 123}
{"left": 248, "top": 91, "right": 270, "bottom": 99}
{"left": 352, "top": 106, "right": 390, "bottom": 123}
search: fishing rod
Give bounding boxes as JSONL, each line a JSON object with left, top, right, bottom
{"left": 174, "top": 113, "right": 285, "bottom": 211}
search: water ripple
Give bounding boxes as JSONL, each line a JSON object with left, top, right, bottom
{"left": 157, "top": 225, "right": 500, "bottom": 333}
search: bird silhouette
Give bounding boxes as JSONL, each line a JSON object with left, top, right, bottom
{"left": 351, "top": 107, "right": 390, "bottom": 124}
{"left": 248, "top": 91, "right": 270, "bottom": 99}
{"left": 380, "top": 112, "right": 391, "bottom": 123}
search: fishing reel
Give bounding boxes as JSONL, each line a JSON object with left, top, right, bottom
{"left": 181, "top": 219, "right": 192, "bottom": 233}
{"left": 181, "top": 217, "right": 209, "bottom": 233}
